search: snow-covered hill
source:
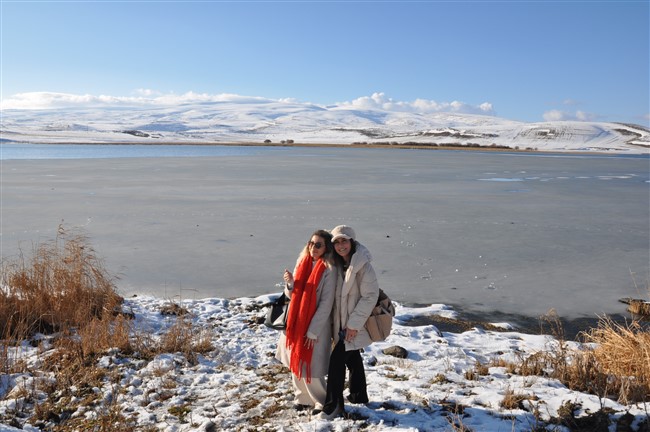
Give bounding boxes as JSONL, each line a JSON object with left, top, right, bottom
{"left": 2, "top": 98, "right": 648, "bottom": 153}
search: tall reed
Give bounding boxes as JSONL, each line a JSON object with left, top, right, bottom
{"left": 1, "top": 228, "right": 123, "bottom": 360}
{"left": 510, "top": 311, "right": 650, "bottom": 404}
{"left": 582, "top": 316, "right": 650, "bottom": 404}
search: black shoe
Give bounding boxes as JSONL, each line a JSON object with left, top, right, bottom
{"left": 318, "top": 404, "right": 343, "bottom": 420}
{"left": 311, "top": 408, "right": 322, "bottom": 415}
{"left": 347, "top": 394, "right": 369, "bottom": 404}
{"left": 293, "top": 404, "right": 311, "bottom": 412}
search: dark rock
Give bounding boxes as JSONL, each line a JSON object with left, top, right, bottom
{"left": 160, "top": 303, "right": 189, "bottom": 316}
{"left": 382, "top": 346, "right": 408, "bottom": 358}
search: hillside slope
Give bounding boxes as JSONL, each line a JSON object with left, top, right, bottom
{"left": 2, "top": 101, "right": 648, "bottom": 153}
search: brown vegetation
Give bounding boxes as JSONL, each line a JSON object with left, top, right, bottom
{"left": 0, "top": 227, "right": 214, "bottom": 430}
{"left": 499, "top": 311, "right": 650, "bottom": 405}
{"left": 0, "top": 227, "right": 123, "bottom": 341}
{"left": 582, "top": 317, "right": 650, "bottom": 404}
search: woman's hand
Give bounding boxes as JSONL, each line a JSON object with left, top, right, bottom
{"left": 344, "top": 327, "right": 358, "bottom": 342}
{"left": 283, "top": 269, "right": 294, "bottom": 285}
{"left": 304, "top": 335, "right": 317, "bottom": 349}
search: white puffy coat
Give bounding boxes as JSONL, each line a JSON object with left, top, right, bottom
{"left": 332, "top": 242, "right": 380, "bottom": 351}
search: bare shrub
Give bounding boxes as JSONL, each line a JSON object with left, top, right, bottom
{"left": 508, "top": 311, "right": 649, "bottom": 404}
{"left": 1, "top": 227, "right": 122, "bottom": 340}
{"left": 581, "top": 316, "right": 650, "bottom": 404}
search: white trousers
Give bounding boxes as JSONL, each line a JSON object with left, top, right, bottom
{"left": 292, "top": 374, "right": 326, "bottom": 409}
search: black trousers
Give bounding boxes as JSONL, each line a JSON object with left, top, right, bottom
{"left": 323, "top": 339, "right": 369, "bottom": 413}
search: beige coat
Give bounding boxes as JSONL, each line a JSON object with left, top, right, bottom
{"left": 332, "top": 242, "right": 380, "bottom": 351}
{"left": 275, "top": 262, "right": 336, "bottom": 379}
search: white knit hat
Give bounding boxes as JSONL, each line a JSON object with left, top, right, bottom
{"left": 330, "top": 225, "right": 356, "bottom": 242}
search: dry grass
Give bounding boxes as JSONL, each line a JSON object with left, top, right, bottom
{"left": 442, "top": 401, "right": 472, "bottom": 432}
{"left": 499, "top": 387, "right": 538, "bottom": 410}
{"left": 506, "top": 311, "right": 650, "bottom": 405}
{"left": 581, "top": 316, "right": 650, "bottom": 404}
{"left": 464, "top": 361, "right": 489, "bottom": 381}
{"left": 0, "top": 227, "right": 123, "bottom": 342}
{"left": 159, "top": 316, "right": 215, "bottom": 364}
{"left": 0, "top": 227, "right": 216, "bottom": 430}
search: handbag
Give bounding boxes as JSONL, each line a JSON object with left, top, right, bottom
{"left": 264, "top": 293, "right": 289, "bottom": 330}
{"left": 364, "top": 288, "right": 396, "bottom": 342}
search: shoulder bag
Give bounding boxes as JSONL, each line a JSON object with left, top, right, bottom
{"left": 264, "top": 293, "right": 289, "bottom": 330}
{"left": 364, "top": 288, "right": 396, "bottom": 342}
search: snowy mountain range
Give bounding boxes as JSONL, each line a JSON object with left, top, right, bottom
{"left": 2, "top": 95, "right": 649, "bottom": 153}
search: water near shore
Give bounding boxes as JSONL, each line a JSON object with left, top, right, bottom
{"left": 1, "top": 144, "right": 648, "bottom": 325}
{"left": 0, "top": 142, "right": 274, "bottom": 160}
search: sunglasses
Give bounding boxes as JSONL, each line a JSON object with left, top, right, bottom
{"left": 308, "top": 241, "right": 324, "bottom": 249}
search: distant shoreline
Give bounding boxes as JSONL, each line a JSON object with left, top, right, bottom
{"left": 7, "top": 140, "right": 647, "bottom": 156}
{"left": 4, "top": 140, "right": 520, "bottom": 149}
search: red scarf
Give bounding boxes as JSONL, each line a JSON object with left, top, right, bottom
{"left": 285, "top": 255, "right": 327, "bottom": 381}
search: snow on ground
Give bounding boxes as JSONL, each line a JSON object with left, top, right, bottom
{"left": 2, "top": 100, "right": 648, "bottom": 153}
{"left": 1, "top": 295, "right": 648, "bottom": 431}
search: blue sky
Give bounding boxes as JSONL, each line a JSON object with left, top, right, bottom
{"left": 1, "top": 0, "right": 648, "bottom": 126}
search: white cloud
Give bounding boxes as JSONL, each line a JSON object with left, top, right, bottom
{"left": 479, "top": 102, "right": 493, "bottom": 112}
{"left": 0, "top": 91, "right": 281, "bottom": 110}
{"left": 543, "top": 109, "right": 598, "bottom": 122}
{"left": 1, "top": 90, "right": 494, "bottom": 116}
{"left": 278, "top": 97, "right": 300, "bottom": 104}
{"left": 543, "top": 110, "right": 569, "bottom": 121}
{"left": 337, "top": 92, "right": 494, "bottom": 115}
{"left": 575, "top": 110, "right": 598, "bottom": 121}
{"left": 1, "top": 92, "right": 149, "bottom": 109}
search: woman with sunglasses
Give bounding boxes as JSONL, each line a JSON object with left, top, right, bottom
{"left": 275, "top": 229, "right": 337, "bottom": 415}
{"left": 320, "top": 225, "right": 379, "bottom": 420}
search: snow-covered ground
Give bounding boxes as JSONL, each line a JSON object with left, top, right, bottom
{"left": 2, "top": 94, "right": 648, "bottom": 154}
{"left": 1, "top": 294, "right": 647, "bottom": 431}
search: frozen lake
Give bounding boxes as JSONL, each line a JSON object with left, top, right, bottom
{"left": 1, "top": 145, "right": 648, "bottom": 327}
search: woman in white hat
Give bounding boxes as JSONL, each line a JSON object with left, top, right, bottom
{"left": 276, "top": 229, "right": 337, "bottom": 415}
{"left": 320, "top": 225, "right": 379, "bottom": 420}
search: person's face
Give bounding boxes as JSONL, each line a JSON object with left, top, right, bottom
{"left": 333, "top": 237, "right": 351, "bottom": 259}
{"left": 308, "top": 235, "right": 326, "bottom": 260}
